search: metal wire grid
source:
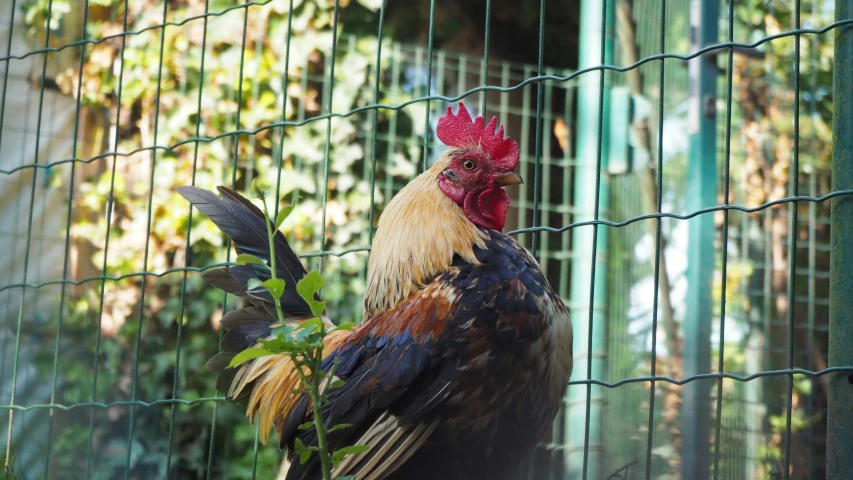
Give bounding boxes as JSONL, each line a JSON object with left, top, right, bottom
{"left": 0, "top": 0, "right": 851, "bottom": 478}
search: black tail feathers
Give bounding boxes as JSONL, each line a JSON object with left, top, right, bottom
{"left": 176, "top": 186, "right": 318, "bottom": 388}
{"left": 177, "top": 185, "right": 315, "bottom": 318}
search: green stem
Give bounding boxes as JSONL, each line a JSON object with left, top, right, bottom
{"left": 259, "top": 192, "right": 332, "bottom": 479}
{"left": 294, "top": 356, "right": 333, "bottom": 480}
{"left": 260, "top": 197, "right": 287, "bottom": 325}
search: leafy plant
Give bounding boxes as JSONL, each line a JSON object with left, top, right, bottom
{"left": 226, "top": 180, "right": 368, "bottom": 480}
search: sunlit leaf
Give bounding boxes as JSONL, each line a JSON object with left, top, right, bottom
{"left": 247, "top": 278, "right": 263, "bottom": 291}
{"left": 332, "top": 445, "right": 371, "bottom": 467}
{"left": 235, "top": 254, "right": 266, "bottom": 266}
{"left": 297, "top": 271, "right": 325, "bottom": 301}
{"left": 276, "top": 204, "right": 296, "bottom": 229}
{"left": 327, "top": 423, "right": 352, "bottom": 433}
{"left": 297, "top": 271, "right": 327, "bottom": 316}
{"left": 272, "top": 324, "right": 298, "bottom": 339}
{"left": 310, "top": 300, "right": 327, "bottom": 318}
{"left": 262, "top": 278, "right": 285, "bottom": 300}
{"left": 228, "top": 347, "right": 273, "bottom": 367}
{"left": 251, "top": 178, "right": 268, "bottom": 200}
{"left": 294, "top": 438, "right": 313, "bottom": 465}
{"left": 296, "top": 317, "right": 323, "bottom": 332}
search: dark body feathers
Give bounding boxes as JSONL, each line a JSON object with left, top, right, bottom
{"left": 284, "top": 231, "right": 572, "bottom": 480}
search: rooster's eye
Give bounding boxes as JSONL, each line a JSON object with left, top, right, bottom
{"left": 462, "top": 160, "right": 476, "bottom": 171}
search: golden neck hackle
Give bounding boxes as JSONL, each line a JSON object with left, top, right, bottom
{"left": 363, "top": 152, "right": 488, "bottom": 319}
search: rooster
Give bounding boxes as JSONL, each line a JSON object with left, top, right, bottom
{"left": 177, "top": 102, "right": 573, "bottom": 480}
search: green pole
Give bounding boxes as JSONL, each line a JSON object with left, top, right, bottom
{"left": 827, "top": 1, "right": 853, "bottom": 478}
{"left": 682, "top": 1, "right": 718, "bottom": 479}
{"left": 566, "top": 0, "right": 614, "bottom": 476}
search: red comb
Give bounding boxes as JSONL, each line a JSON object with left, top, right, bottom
{"left": 436, "top": 102, "right": 519, "bottom": 171}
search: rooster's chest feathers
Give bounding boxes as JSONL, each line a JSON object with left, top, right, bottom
{"left": 435, "top": 231, "right": 573, "bottom": 439}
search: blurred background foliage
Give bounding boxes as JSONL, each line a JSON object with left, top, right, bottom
{"left": 18, "top": 0, "right": 411, "bottom": 477}
{"left": 13, "top": 0, "right": 586, "bottom": 477}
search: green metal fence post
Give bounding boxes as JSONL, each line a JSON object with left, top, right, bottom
{"left": 566, "top": 0, "right": 614, "bottom": 477}
{"left": 683, "top": 1, "right": 718, "bottom": 479}
{"left": 827, "top": 1, "right": 853, "bottom": 478}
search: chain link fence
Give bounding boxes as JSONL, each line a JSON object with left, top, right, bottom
{"left": 0, "top": 0, "right": 851, "bottom": 478}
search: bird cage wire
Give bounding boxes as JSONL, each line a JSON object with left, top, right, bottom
{"left": 0, "top": 0, "right": 851, "bottom": 479}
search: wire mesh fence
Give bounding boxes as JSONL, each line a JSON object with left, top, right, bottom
{"left": 0, "top": 0, "right": 850, "bottom": 479}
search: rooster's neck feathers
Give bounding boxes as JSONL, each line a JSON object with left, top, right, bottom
{"left": 364, "top": 153, "right": 488, "bottom": 319}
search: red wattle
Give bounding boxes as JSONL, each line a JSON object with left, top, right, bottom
{"left": 463, "top": 187, "right": 510, "bottom": 231}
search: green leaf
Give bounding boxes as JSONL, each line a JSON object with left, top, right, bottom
{"left": 275, "top": 204, "right": 296, "bottom": 229}
{"left": 258, "top": 335, "right": 300, "bottom": 354}
{"left": 258, "top": 337, "right": 281, "bottom": 350}
{"left": 235, "top": 254, "right": 267, "bottom": 266}
{"left": 332, "top": 445, "right": 371, "bottom": 467}
{"left": 251, "top": 178, "right": 267, "bottom": 200}
{"left": 297, "top": 271, "right": 325, "bottom": 298}
{"left": 297, "top": 422, "right": 314, "bottom": 431}
{"left": 297, "top": 271, "right": 326, "bottom": 316}
{"left": 261, "top": 278, "right": 285, "bottom": 300}
{"left": 271, "top": 324, "right": 298, "bottom": 339}
{"left": 300, "top": 333, "right": 324, "bottom": 347}
{"left": 335, "top": 476, "right": 356, "bottom": 480}
{"left": 296, "top": 270, "right": 326, "bottom": 302}
{"left": 297, "top": 317, "right": 324, "bottom": 330}
{"left": 247, "top": 278, "right": 263, "bottom": 291}
{"left": 327, "top": 423, "right": 352, "bottom": 433}
{"left": 329, "top": 379, "right": 345, "bottom": 389}
{"left": 228, "top": 347, "right": 273, "bottom": 367}
{"left": 293, "top": 438, "right": 313, "bottom": 465}
{"left": 333, "top": 322, "right": 357, "bottom": 332}
{"left": 295, "top": 317, "right": 324, "bottom": 341}
{"left": 310, "top": 301, "right": 327, "bottom": 318}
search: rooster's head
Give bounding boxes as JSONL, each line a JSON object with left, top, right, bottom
{"left": 434, "top": 102, "right": 522, "bottom": 231}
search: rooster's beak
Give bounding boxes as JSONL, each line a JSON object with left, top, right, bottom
{"left": 493, "top": 171, "right": 523, "bottom": 187}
